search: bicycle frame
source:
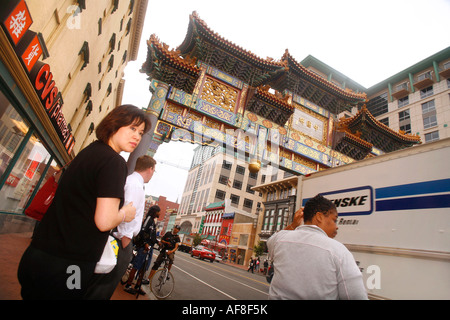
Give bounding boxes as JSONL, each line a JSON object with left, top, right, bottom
{"left": 150, "top": 252, "right": 175, "bottom": 299}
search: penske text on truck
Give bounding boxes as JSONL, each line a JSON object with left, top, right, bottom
{"left": 297, "top": 138, "right": 450, "bottom": 300}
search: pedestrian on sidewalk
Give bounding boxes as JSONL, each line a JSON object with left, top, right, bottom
{"left": 263, "top": 259, "right": 269, "bottom": 275}
{"left": 247, "top": 258, "right": 254, "bottom": 273}
{"left": 123, "top": 205, "right": 160, "bottom": 295}
{"left": 84, "top": 156, "right": 156, "bottom": 299}
{"left": 255, "top": 257, "right": 260, "bottom": 273}
{"left": 17, "top": 105, "right": 150, "bottom": 300}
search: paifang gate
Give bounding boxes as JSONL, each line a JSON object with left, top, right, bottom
{"left": 126, "top": 12, "right": 420, "bottom": 175}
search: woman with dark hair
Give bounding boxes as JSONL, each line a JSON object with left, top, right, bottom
{"left": 18, "top": 105, "right": 151, "bottom": 300}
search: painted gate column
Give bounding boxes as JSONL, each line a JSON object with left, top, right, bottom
{"left": 126, "top": 80, "right": 169, "bottom": 173}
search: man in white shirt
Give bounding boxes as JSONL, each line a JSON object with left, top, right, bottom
{"left": 85, "top": 155, "right": 156, "bottom": 299}
{"left": 114, "top": 156, "right": 155, "bottom": 248}
{"left": 267, "top": 194, "right": 368, "bottom": 300}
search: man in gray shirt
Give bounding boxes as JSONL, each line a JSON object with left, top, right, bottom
{"left": 267, "top": 194, "right": 368, "bottom": 300}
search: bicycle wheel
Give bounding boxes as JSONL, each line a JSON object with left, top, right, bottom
{"left": 150, "top": 269, "right": 175, "bottom": 299}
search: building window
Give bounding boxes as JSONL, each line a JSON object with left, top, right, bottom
{"left": 109, "top": 33, "right": 116, "bottom": 54}
{"left": 267, "top": 191, "right": 277, "bottom": 201}
{"left": 249, "top": 171, "right": 258, "bottom": 179}
{"left": 398, "top": 96, "right": 409, "bottom": 108}
{"left": 263, "top": 209, "right": 275, "bottom": 231}
{"left": 246, "top": 184, "right": 255, "bottom": 194}
{"left": 379, "top": 117, "right": 389, "bottom": 127}
{"left": 230, "top": 194, "right": 240, "bottom": 205}
{"left": 126, "top": 18, "right": 132, "bottom": 36}
{"left": 218, "top": 175, "right": 228, "bottom": 185}
{"left": 243, "top": 198, "right": 253, "bottom": 209}
{"left": 399, "top": 109, "right": 410, "bottom": 122}
{"left": 215, "top": 189, "right": 226, "bottom": 200}
{"left": 276, "top": 208, "right": 289, "bottom": 231}
{"left": 422, "top": 100, "right": 435, "bottom": 113}
{"left": 236, "top": 165, "right": 245, "bottom": 175}
{"left": 222, "top": 161, "right": 232, "bottom": 170}
{"left": 367, "top": 92, "right": 388, "bottom": 117}
{"left": 98, "top": 18, "right": 102, "bottom": 35}
{"left": 400, "top": 124, "right": 411, "bottom": 134}
{"left": 420, "top": 86, "right": 433, "bottom": 99}
{"left": 423, "top": 115, "right": 437, "bottom": 129}
{"left": 425, "top": 131, "right": 439, "bottom": 143}
{"left": 0, "top": 94, "right": 62, "bottom": 214}
{"left": 111, "top": 0, "right": 119, "bottom": 14}
{"left": 107, "top": 55, "right": 114, "bottom": 72}
{"left": 422, "top": 100, "right": 437, "bottom": 129}
{"left": 78, "top": 41, "right": 90, "bottom": 71}
{"left": 232, "top": 179, "right": 242, "bottom": 190}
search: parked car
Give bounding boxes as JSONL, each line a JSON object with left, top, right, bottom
{"left": 212, "top": 251, "right": 222, "bottom": 263}
{"left": 191, "top": 245, "right": 215, "bottom": 263}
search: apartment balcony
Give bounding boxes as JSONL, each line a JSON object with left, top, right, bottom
{"left": 413, "top": 71, "right": 435, "bottom": 90}
{"left": 439, "top": 63, "right": 450, "bottom": 79}
{"left": 391, "top": 83, "right": 410, "bottom": 100}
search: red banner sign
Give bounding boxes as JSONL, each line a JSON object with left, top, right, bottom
{"left": 3, "top": 0, "right": 33, "bottom": 45}
{"left": 20, "top": 33, "right": 42, "bottom": 72}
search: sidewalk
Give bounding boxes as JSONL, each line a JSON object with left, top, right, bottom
{"left": 0, "top": 232, "right": 266, "bottom": 300}
{"left": 221, "top": 259, "right": 267, "bottom": 277}
{"left": 0, "top": 232, "right": 150, "bottom": 300}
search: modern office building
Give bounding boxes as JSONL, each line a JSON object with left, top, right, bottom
{"left": 176, "top": 144, "right": 294, "bottom": 264}
{"left": 176, "top": 145, "right": 267, "bottom": 233}
{"left": 365, "top": 47, "right": 450, "bottom": 144}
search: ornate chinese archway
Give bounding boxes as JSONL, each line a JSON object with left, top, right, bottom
{"left": 127, "top": 12, "right": 419, "bottom": 174}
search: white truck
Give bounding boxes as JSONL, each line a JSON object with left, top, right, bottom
{"left": 296, "top": 137, "right": 450, "bottom": 300}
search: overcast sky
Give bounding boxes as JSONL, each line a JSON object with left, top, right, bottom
{"left": 121, "top": 0, "right": 450, "bottom": 202}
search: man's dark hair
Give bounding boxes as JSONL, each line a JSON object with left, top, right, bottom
{"left": 303, "top": 194, "right": 336, "bottom": 222}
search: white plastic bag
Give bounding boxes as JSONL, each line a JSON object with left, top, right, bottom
{"left": 94, "top": 235, "right": 119, "bottom": 274}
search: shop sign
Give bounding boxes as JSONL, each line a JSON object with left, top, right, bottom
{"left": 25, "top": 160, "right": 39, "bottom": 180}
{"left": 1, "top": 0, "right": 33, "bottom": 45}
{"left": 6, "top": 174, "right": 20, "bottom": 187}
{"left": 31, "top": 61, "right": 75, "bottom": 155}
{"left": 20, "top": 32, "right": 42, "bottom": 72}
{"left": 1, "top": 0, "right": 75, "bottom": 155}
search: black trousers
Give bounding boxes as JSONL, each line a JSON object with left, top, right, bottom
{"left": 17, "top": 245, "right": 96, "bottom": 300}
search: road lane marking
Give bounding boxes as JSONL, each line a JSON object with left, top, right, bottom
{"left": 172, "top": 264, "right": 237, "bottom": 300}
{"left": 176, "top": 255, "right": 269, "bottom": 296}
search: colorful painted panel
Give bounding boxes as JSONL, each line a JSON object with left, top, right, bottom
{"left": 292, "top": 93, "right": 330, "bottom": 118}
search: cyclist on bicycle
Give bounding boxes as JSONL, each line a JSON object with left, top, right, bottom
{"left": 148, "top": 225, "right": 181, "bottom": 281}
{"left": 123, "top": 205, "right": 160, "bottom": 295}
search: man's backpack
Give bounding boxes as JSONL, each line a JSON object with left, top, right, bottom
{"left": 133, "top": 217, "right": 157, "bottom": 248}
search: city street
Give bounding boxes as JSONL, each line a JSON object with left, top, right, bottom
{"left": 143, "top": 251, "right": 269, "bottom": 300}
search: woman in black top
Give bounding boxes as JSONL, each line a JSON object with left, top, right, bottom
{"left": 18, "top": 105, "right": 151, "bottom": 299}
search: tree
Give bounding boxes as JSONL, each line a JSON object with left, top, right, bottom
{"left": 253, "top": 241, "right": 265, "bottom": 257}
{"left": 193, "top": 233, "right": 202, "bottom": 247}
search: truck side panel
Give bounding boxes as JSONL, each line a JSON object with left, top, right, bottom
{"left": 300, "top": 139, "right": 450, "bottom": 299}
